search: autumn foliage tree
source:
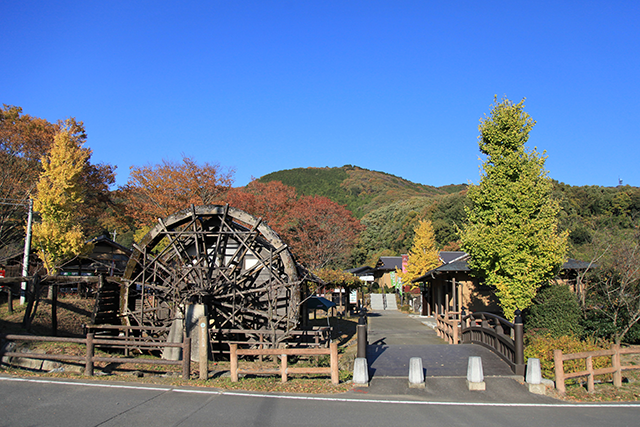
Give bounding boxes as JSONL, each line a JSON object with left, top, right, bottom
{"left": 397, "top": 220, "right": 441, "bottom": 288}
{"left": 227, "top": 180, "right": 364, "bottom": 270}
{"left": 1, "top": 106, "right": 115, "bottom": 260}
{"left": 121, "top": 156, "right": 234, "bottom": 227}
{"left": 0, "top": 105, "right": 56, "bottom": 257}
{"left": 461, "top": 97, "right": 567, "bottom": 320}
{"left": 32, "top": 129, "right": 91, "bottom": 274}
{"left": 314, "top": 267, "right": 363, "bottom": 311}
{"left": 225, "top": 180, "right": 298, "bottom": 234}
{"left": 287, "top": 195, "right": 364, "bottom": 270}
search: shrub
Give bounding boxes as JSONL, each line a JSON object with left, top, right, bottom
{"left": 524, "top": 284, "right": 583, "bottom": 337}
{"left": 524, "top": 331, "right": 611, "bottom": 381}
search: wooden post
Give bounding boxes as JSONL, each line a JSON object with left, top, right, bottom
{"left": 7, "top": 286, "right": 13, "bottom": 314}
{"left": 281, "top": 354, "right": 288, "bottom": 383}
{"left": 51, "top": 284, "right": 58, "bottom": 336}
{"left": 198, "top": 316, "right": 208, "bottom": 380}
{"left": 554, "top": 349, "right": 565, "bottom": 394}
{"left": 182, "top": 336, "right": 191, "bottom": 380}
{"left": 445, "top": 293, "right": 449, "bottom": 316}
{"left": 330, "top": 342, "right": 339, "bottom": 385}
{"left": 452, "top": 319, "right": 459, "bottom": 345}
{"left": 230, "top": 344, "right": 238, "bottom": 382}
{"left": 451, "top": 278, "right": 456, "bottom": 315}
{"left": 124, "top": 327, "right": 130, "bottom": 357}
{"left": 259, "top": 334, "right": 264, "bottom": 362}
{"left": 612, "top": 343, "right": 622, "bottom": 388}
{"left": 85, "top": 333, "right": 94, "bottom": 376}
{"left": 586, "top": 355, "right": 595, "bottom": 393}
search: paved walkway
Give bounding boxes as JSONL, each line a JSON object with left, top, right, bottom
{"left": 366, "top": 310, "right": 515, "bottom": 378}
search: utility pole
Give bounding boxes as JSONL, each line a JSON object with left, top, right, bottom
{"left": 20, "top": 198, "right": 33, "bottom": 305}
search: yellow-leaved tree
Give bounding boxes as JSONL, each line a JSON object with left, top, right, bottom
{"left": 32, "top": 129, "right": 91, "bottom": 274}
{"left": 397, "top": 220, "right": 441, "bottom": 288}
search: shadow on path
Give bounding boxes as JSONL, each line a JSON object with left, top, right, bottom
{"left": 366, "top": 310, "right": 514, "bottom": 378}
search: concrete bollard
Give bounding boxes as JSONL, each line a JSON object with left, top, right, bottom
{"left": 467, "top": 356, "right": 485, "bottom": 391}
{"left": 526, "top": 358, "right": 546, "bottom": 395}
{"left": 408, "top": 357, "right": 425, "bottom": 388}
{"left": 353, "top": 357, "right": 369, "bottom": 387}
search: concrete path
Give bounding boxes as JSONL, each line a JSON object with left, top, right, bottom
{"left": 366, "top": 310, "right": 514, "bottom": 378}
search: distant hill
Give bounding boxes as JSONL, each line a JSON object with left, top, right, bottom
{"left": 258, "top": 165, "right": 467, "bottom": 218}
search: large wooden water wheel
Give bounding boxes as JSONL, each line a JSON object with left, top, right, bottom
{"left": 120, "top": 205, "right": 303, "bottom": 346}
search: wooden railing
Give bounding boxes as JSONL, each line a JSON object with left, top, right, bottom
{"left": 209, "top": 327, "right": 331, "bottom": 357}
{"left": 84, "top": 324, "right": 171, "bottom": 356}
{"left": 229, "top": 342, "right": 339, "bottom": 385}
{"left": 436, "top": 312, "right": 461, "bottom": 344}
{"left": 0, "top": 333, "right": 191, "bottom": 379}
{"left": 460, "top": 311, "right": 525, "bottom": 376}
{"left": 553, "top": 345, "right": 640, "bottom": 394}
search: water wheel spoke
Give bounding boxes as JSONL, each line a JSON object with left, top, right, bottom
{"left": 121, "top": 205, "right": 301, "bottom": 349}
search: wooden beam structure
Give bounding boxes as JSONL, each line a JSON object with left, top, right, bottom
{"left": 120, "top": 205, "right": 303, "bottom": 348}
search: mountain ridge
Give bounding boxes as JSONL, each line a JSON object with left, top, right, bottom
{"left": 257, "top": 165, "right": 467, "bottom": 218}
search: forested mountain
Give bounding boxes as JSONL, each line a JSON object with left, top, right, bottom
{"left": 258, "top": 165, "right": 466, "bottom": 218}
{"left": 256, "top": 165, "right": 640, "bottom": 267}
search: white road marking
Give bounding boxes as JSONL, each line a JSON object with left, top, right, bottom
{"left": 2, "top": 376, "right": 640, "bottom": 408}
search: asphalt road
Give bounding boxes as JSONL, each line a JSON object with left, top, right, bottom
{"left": 2, "top": 376, "right": 640, "bottom": 427}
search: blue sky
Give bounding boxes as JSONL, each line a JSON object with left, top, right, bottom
{"left": 2, "top": 1, "right": 638, "bottom": 189}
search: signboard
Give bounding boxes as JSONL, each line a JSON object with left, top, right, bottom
{"left": 349, "top": 290, "right": 357, "bottom": 304}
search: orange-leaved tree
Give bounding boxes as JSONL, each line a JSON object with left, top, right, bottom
{"left": 227, "top": 181, "right": 364, "bottom": 270}
{"left": 225, "top": 180, "right": 298, "bottom": 234}
{"left": 121, "top": 155, "right": 235, "bottom": 227}
{"left": 287, "top": 195, "right": 365, "bottom": 270}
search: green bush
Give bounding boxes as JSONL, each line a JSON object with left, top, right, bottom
{"left": 524, "top": 331, "right": 611, "bottom": 381}
{"left": 524, "top": 284, "right": 583, "bottom": 337}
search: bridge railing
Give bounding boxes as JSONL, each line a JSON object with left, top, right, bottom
{"left": 435, "top": 312, "right": 462, "bottom": 344}
{"left": 459, "top": 310, "right": 525, "bottom": 376}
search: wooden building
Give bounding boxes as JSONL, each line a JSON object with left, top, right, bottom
{"left": 412, "top": 252, "right": 591, "bottom": 317}
{"left": 58, "top": 234, "right": 131, "bottom": 277}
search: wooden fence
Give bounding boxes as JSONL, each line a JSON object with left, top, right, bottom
{"left": 553, "top": 344, "right": 640, "bottom": 394}
{"left": 208, "top": 327, "right": 331, "bottom": 358}
{"left": 0, "top": 333, "right": 192, "bottom": 379}
{"left": 229, "top": 342, "right": 339, "bottom": 385}
{"left": 83, "top": 324, "right": 171, "bottom": 356}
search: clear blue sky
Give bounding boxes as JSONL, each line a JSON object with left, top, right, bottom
{"left": 3, "top": 1, "right": 638, "bottom": 189}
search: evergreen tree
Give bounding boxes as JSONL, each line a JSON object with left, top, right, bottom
{"left": 461, "top": 97, "right": 568, "bottom": 319}
{"left": 32, "top": 129, "right": 91, "bottom": 274}
{"left": 397, "top": 220, "right": 441, "bottom": 287}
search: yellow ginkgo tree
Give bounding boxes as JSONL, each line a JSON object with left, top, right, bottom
{"left": 397, "top": 220, "right": 441, "bottom": 289}
{"left": 32, "top": 128, "right": 91, "bottom": 274}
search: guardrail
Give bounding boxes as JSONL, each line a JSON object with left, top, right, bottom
{"left": 459, "top": 311, "right": 525, "bottom": 376}
{"left": 553, "top": 344, "right": 640, "bottom": 394}
{"left": 0, "top": 333, "right": 191, "bottom": 379}
{"left": 229, "top": 342, "right": 339, "bottom": 385}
